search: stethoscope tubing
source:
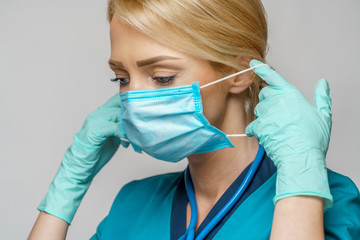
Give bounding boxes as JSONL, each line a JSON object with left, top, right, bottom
{"left": 179, "top": 145, "right": 265, "bottom": 240}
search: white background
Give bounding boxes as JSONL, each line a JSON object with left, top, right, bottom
{"left": 1, "top": 0, "right": 359, "bottom": 239}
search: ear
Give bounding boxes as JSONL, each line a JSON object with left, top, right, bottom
{"left": 228, "top": 57, "right": 255, "bottom": 94}
{"left": 228, "top": 72, "right": 254, "bottom": 94}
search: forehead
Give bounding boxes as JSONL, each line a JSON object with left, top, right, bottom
{"left": 109, "top": 17, "right": 187, "bottom": 61}
{"left": 110, "top": 17, "right": 139, "bottom": 39}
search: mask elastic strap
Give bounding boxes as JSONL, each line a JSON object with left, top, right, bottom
{"left": 227, "top": 134, "right": 247, "bottom": 137}
{"left": 199, "top": 63, "right": 268, "bottom": 89}
{"left": 200, "top": 63, "right": 267, "bottom": 138}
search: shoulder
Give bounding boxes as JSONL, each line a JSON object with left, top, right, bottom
{"left": 327, "top": 168, "right": 359, "bottom": 199}
{"left": 91, "top": 172, "right": 183, "bottom": 239}
{"left": 324, "top": 169, "right": 360, "bottom": 239}
{"left": 113, "top": 171, "right": 184, "bottom": 204}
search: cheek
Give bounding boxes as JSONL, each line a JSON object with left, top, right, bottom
{"left": 201, "top": 84, "right": 228, "bottom": 127}
{"left": 184, "top": 59, "right": 229, "bottom": 126}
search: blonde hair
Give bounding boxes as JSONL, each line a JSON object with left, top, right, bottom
{"left": 107, "top": 0, "right": 268, "bottom": 122}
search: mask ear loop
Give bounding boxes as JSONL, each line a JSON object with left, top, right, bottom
{"left": 226, "top": 134, "right": 247, "bottom": 137}
{"left": 199, "top": 63, "right": 268, "bottom": 89}
{"left": 199, "top": 63, "right": 268, "bottom": 138}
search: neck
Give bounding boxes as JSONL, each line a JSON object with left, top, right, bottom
{"left": 187, "top": 95, "right": 259, "bottom": 204}
{"left": 187, "top": 137, "right": 259, "bottom": 202}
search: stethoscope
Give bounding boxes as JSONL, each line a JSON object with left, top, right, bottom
{"left": 178, "top": 145, "right": 265, "bottom": 240}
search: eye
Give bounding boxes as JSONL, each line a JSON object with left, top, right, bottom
{"left": 153, "top": 75, "right": 177, "bottom": 86}
{"left": 110, "top": 77, "right": 130, "bottom": 86}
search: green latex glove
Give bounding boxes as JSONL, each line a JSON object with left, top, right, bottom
{"left": 37, "top": 93, "right": 129, "bottom": 224}
{"left": 246, "top": 60, "right": 333, "bottom": 210}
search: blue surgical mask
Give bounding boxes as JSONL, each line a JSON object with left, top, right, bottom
{"left": 119, "top": 63, "right": 267, "bottom": 162}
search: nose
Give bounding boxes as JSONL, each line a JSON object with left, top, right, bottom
{"left": 128, "top": 78, "right": 144, "bottom": 91}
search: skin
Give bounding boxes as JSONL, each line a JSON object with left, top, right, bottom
{"left": 109, "top": 18, "right": 260, "bottom": 231}
{"left": 28, "top": 16, "right": 325, "bottom": 239}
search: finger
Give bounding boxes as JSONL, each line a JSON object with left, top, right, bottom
{"left": 99, "top": 121, "right": 130, "bottom": 148}
{"left": 120, "top": 140, "right": 130, "bottom": 148}
{"left": 103, "top": 108, "right": 121, "bottom": 122}
{"left": 245, "top": 119, "right": 258, "bottom": 137}
{"left": 102, "top": 92, "right": 121, "bottom": 108}
{"left": 250, "top": 59, "right": 292, "bottom": 88}
{"left": 89, "top": 108, "right": 121, "bottom": 123}
{"left": 314, "top": 78, "right": 332, "bottom": 118}
{"left": 258, "top": 86, "right": 278, "bottom": 101}
{"left": 118, "top": 135, "right": 130, "bottom": 148}
{"left": 254, "top": 100, "right": 268, "bottom": 118}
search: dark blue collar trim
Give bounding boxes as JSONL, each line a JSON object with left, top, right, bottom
{"left": 170, "top": 151, "right": 277, "bottom": 240}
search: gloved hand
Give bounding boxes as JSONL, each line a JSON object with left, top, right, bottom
{"left": 246, "top": 60, "right": 333, "bottom": 210}
{"left": 37, "top": 92, "right": 129, "bottom": 224}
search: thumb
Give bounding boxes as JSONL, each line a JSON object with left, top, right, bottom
{"left": 314, "top": 78, "right": 332, "bottom": 118}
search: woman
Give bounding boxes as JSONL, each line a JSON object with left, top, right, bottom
{"left": 28, "top": 0, "right": 360, "bottom": 239}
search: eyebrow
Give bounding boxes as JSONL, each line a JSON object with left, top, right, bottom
{"left": 108, "top": 55, "right": 181, "bottom": 69}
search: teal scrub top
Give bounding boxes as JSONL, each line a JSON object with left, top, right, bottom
{"left": 90, "top": 154, "right": 360, "bottom": 239}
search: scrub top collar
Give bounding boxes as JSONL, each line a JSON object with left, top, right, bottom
{"left": 170, "top": 150, "right": 277, "bottom": 240}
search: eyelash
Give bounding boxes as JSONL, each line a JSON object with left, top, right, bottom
{"left": 110, "top": 75, "right": 177, "bottom": 87}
